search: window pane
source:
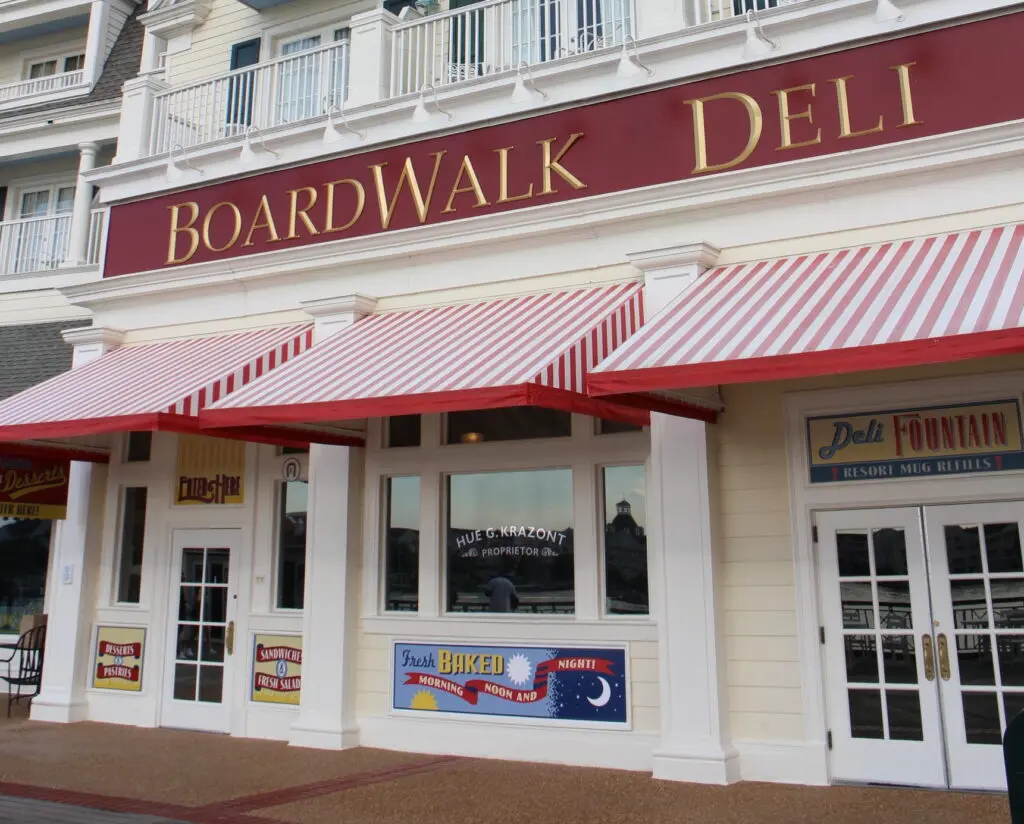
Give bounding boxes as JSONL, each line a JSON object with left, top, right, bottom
{"left": 29, "top": 61, "right": 56, "bottom": 79}
{"left": 384, "top": 476, "right": 420, "bottom": 611}
{"left": 446, "top": 407, "right": 571, "bottom": 444}
{"left": 603, "top": 465, "right": 648, "bottom": 614}
{"left": 387, "top": 415, "right": 421, "bottom": 448}
{"left": 0, "top": 518, "right": 52, "bottom": 633}
{"left": 116, "top": 488, "right": 148, "bottom": 604}
{"left": 446, "top": 469, "right": 574, "bottom": 614}
{"left": 276, "top": 481, "right": 307, "bottom": 609}
{"left": 63, "top": 54, "right": 85, "bottom": 73}
{"left": 598, "top": 418, "right": 643, "bottom": 434}
{"left": 125, "top": 431, "right": 152, "bottom": 462}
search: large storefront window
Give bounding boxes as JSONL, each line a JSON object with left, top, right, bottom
{"left": 384, "top": 476, "right": 420, "bottom": 611}
{"left": 276, "top": 481, "right": 307, "bottom": 609}
{"left": 0, "top": 518, "right": 51, "bottom": 633}
{"left": 602, "top": 465, "right": 649, "bottom": 614}
{"left": 446, "top": 468, "right": 574, "bottom": 614}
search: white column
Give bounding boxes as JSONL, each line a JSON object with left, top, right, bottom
{"left": 289, "top": 294, "right": 375, "bottom": 750}
{"left": 30, "top": 327, "right": 125, "bottom": 724}
{"left": 61, "top": 143, "right": 100, "bottom": 268}
{"left": 346, "top": 9, "right": 398, "bottom": 108}
{"left": 627, "top": 242, "right": 738, "bottom": 783}
{"left": 113, "top": 76, "right": 169, "bottom": 163}
{"left": 83, "top": 0, "right": 111, "bottom": 88}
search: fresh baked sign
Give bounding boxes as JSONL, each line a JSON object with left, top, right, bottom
{"left": 103, "top": 12, "right": 1024, "bottom": 277}
{"left": 807, "top": 400, "right": 1024, "bottom": 483}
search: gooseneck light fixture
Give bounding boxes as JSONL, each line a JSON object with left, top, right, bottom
{"left": 511, "top": 61, "right": 548, "bottom": 105}
{"left": 239, "top": 124, "right": 279, "bottom": 167}
{"left": 323, "top": 96, "right": 365, "bottom": 144}
{"left": 616, "top": 36, "right": 653, "bottom": 80}
{"left": 874, "top": 0, "right": 904, "bottom": 23}
{"left": 742, "top": 8, "right": 779, "bottom": 60}
{"left": 411, "top": 83, "right": 452, "bottom": 124}
{"left": 166, "top": 143, "right": 202, "bottom": 183}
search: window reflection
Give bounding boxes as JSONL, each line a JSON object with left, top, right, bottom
{"left": 384, "top": 476, "right": 420, "bottom": 611}
{"left": 276, "top": 481, "right": 307, "bottom": 610}
{"left": 116, "top": 487, "right": 148, "bottom": 604}
{"left": 603, "top": 465, "right": 648, "bottom": 615}
{"left": 0, "top": 518, "right": 51, "bottom": 633}
{"left": 446, "top": 469, "right": 574, "bottom": 614}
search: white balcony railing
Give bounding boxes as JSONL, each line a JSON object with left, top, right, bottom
{"left": 0, "top": 70, "right": 86, "bottom": 104}
{"left": 390, "top": 0, "right": 634, "bottom": 97}
{"left": 150, "top": 39, "right": 350, "bottom": 156}
{"left": 0, "top": 209, "right": 106, "bottom": 276}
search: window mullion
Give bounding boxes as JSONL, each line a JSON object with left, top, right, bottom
{"left": 419, "top": 471, "right": 441, "bottom": 617}
{"left": 572, "top": 460, "right": 600, "bottom": 620}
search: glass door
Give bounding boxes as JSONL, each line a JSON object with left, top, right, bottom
{"left": 276, "top": 36, "right": 321, "bottom": 123}
{"left": 161, "top": 529, "right": 239, "bottom": 734}
{"left": 816, "top": 508, "right": 947, "bottom": 788}
{"left": 924, "top": 501, "right": 1024, "bottom": 791}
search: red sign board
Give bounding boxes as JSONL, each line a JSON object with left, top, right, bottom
{"left": 104, "top": 11, "right": 1024, "bottom": 278}
{"left": 0, "top": 456, "right": 70, "bottom": 520}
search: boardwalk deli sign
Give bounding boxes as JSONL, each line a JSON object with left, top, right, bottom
{"left": 0, "top": 456, "right": 70, "bottom": 519}
{"left": 103, "top": 12, "right": 1024, "bottom": 278}
{"left": 806, "top": 401, "right": 1024, "bottom": 484}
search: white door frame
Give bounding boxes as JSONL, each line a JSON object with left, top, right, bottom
{"left": 160, "top": 527, "right": 242, "bottom": 734}
{"left": 784, "top": 369, "right": 1024, "bottom": 785}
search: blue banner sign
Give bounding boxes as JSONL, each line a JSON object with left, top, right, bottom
{"left": 392, "top": 642, "right": 628, "bottom": 724}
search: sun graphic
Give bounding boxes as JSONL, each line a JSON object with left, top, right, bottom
{"left": 506, "top": 654, "right": 533, "bottom": 686}
{"left": 409, "top": 690, "right": 439, "bottom": 711}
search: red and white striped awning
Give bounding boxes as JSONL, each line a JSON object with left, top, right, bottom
{"left": 0, "top": 324, "right": 360, "bottom": 448}
{"left": 201, "top": 284, "right": 678, "bottom": 428}
{"left": 588, "top": 224, "right": 1024, "bottom": 395}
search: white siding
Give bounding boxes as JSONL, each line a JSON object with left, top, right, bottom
{"left": 104, "top": 2, "right": 132, "bottom": 66}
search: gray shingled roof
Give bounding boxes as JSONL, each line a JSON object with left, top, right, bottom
{"left": 0, "top": 2, "right": 144, "bottom": 122}
{"left": 0, "top": 322, "right": 80, "bottom": 401}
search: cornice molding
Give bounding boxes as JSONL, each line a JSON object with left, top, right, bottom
{"left": 139, "top": 0, "right": 213, "bottom": 39}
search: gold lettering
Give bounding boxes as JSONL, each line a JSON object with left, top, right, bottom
{"left": 831, "top": 75, "right": 884, "bottom": 139}
{"left": 891, "top": 62, "right": 922, "bottom": 128}
{"left": 242, "top": 194, "right": 281, "bottom": 247}
{"left": 494, "top": 146, "right": 534, "bottom": 204}
{"left": 201, "top": 202, "right": 243, "bottom": 253}
{"left": 442, "top": 155, "right": 490, "bottom": 214}
{"left": 166, "top": 202, "right": 201, "bottom": 265}
{"left": 369, "top": 152, "right": 447, "bottom": 229}
{"left": 286, "top": 187, "right": 320, "bottom": 240}
{"left": 323, "top": 178, "right": 366, "bottom": 233}
{"left": 686, "top": 93, "right": 763, "bottom": 174}
{"left": 773, "top": 83, "right": 821, "bottom": 151}
{"left": 538, "top": 133, "right": 587, "bottom": 195}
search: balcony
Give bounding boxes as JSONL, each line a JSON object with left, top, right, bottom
{"left": 0, "top": 209, "right": 106, "bottom": 277}
{"left": 150, "top": 39, "right": 350, "bottom": 156}
{"left": 0, "top": 69, "right": 87, "bottom": 106}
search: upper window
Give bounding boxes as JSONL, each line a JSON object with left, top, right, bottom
{"left": 125, "top": 431, "right": 152, "bottom": 462}
{"left": 386, "top": 415, "right": 421, "bottom": 448}
{"left": 598, "top": 418, "right": 643, "bottom": 435}
{"left": 602, "top": 465, "right": 649, "bottom": 615}
{"left": 26, "top": 52, "right": 85, "bottom": 81}
{"left": 446, "top": 468, "right": 574, "bottom": 615}
{"left": 446, "top": 407, "right": 571, "bottom": 445}
{"left": 115, "top": 488, "right": 148, "bottom": 604}
{"left": 384, "top": 476, "right": 420, "bottom": 611}
{"left": 276, "top": 481, "right": 308, "bottom": 609}
{"left": 0, "top": 518, "right": 51, "bottom": 634}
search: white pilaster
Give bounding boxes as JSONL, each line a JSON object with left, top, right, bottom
{"left": 30, "top": 326, "right": 124, "bottom": 724}
{"left": 289, "top": 295, "right": 373, "bottom": 750}
{"left": 113, "top": 76, "right": 170, "bottom": 163}
{"left": 346, "top": 9, "right": 398, "bottom": 108}
{"left": 628, "top": 242, "right": 736, "bottom": 783}
{"left": 61, "top": 143, "right": 100, "bottom": 268}
{"left": 83, "top": 0, "right": 111, "bottom": 88}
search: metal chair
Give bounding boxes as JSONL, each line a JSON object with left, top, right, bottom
{"left": 0, "top": 624, "right": 46, "bottom": 717}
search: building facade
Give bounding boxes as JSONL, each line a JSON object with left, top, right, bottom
{"left": 0, "top": 0, "right": 1022, "bottom": 795}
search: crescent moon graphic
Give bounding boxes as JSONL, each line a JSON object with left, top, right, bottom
{"left": 587, "top": 676, "right": 611, "bottom": 708}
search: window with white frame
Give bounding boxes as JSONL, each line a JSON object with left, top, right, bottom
{"left": 115, "top": 487, "right": 148, "bottom": 604}
{"left": 275, "top": 26, "right": 351, "bottom": 124}
{"left": 26, "top": 52, "right": 85, "bottom": 81}
{"left": 10, "top": 184, "right": 76, "bottom": 274}
{"left": 276, "top": 480, "right": 308, "bottom": 609}
{"left": 376, "top": 408, "right": 650, "bottom": 618}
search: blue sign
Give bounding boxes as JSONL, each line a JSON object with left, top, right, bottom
{"left": 392, "top": 642, "right": 628, "bottom": 724}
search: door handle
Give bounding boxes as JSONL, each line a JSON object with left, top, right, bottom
{"left": 922, "top": 633, "right": 936, "bottom": 681}
{"left": 936, "top": 633, "right": 951, "bottom": 681}
{"left": 226, "top": 621, "right": 235, "bottom": 656}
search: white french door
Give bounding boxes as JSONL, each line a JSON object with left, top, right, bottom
{"left": 817, "top": 502, "right": 1024, "bottom": 791}
{"left": 161, "top": 529, "right": 240, "bottom": 734}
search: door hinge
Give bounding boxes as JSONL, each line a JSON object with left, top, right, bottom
{"left": 812, "top": 524, "right": 819, "bottom": 543}
{"left": 819, "top": 626, "right": 826, "bottom": 645}
{"left": 827, "top": 730, "right": 833, "bottom": 750}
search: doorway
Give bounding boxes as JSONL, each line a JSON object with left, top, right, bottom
{"left": 816, "top": 502, "right": 1023, "bottom": 791}
{"left": 161, "top": 529, "right": 240, "bottom": 734}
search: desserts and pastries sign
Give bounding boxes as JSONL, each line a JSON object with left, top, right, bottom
{"left": 92, "top": 626, "right": 146, "bottom": 691}
{"left": 251, "top": 633, "right": 302, "bottom": 705}
{"left": 175, "top": 435, "right": 245, "bottom": 506}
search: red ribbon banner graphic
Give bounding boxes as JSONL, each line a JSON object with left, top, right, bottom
{"left": 255, "top": 645, "right": 302, "bottom": 664}
{"left": 404, "top": 656, "right": 615, "bottom": 705}
{"left": 254, "top": 673, "right": 301, "bottom": 692}
{"left": 98, "top": 641, "right": 142, "bottom": 658}
{"left": 96, "top": 663, "right": 140, "bottom": 682}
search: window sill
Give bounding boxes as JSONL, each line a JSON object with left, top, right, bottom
{"left": 361, "top": 614, "right": 657, "bottom": 643}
